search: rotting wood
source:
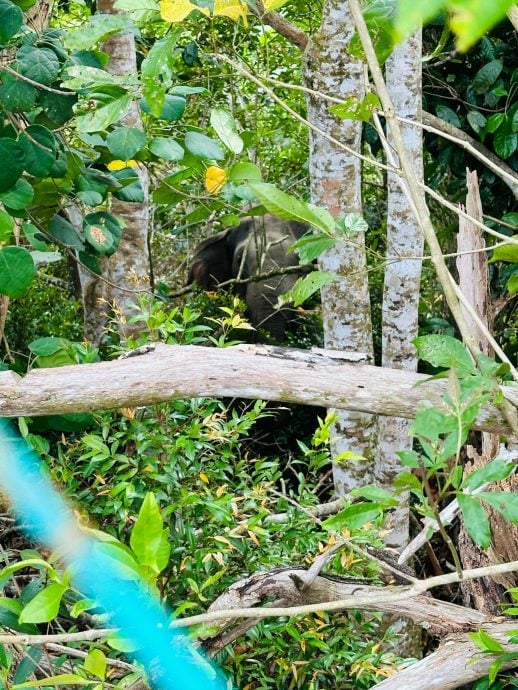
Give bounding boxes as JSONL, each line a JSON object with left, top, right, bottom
{"left": 0, "top": 343, "right": 515, "bottom": 433}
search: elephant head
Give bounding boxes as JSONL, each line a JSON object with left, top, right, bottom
{"left": 187, "top": 215, "right": 308, "bottom": 338}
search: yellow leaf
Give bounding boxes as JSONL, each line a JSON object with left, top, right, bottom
{"left": 204, "top": 165, "right": 228, "bottom": 194}
{"left": 107, "top": 159, "right": 137, "bottom": 171}
{"left": 199, "top": 472, "right": 209, "bottom": 483}
{"left": 263, "top": 0, "right": 288, "bottom": 9}
{"left": 214, "top": 0, "right": 248, "bottom": 25}
{"left": 160, "top": 0, "right": 209, "bottom": 22}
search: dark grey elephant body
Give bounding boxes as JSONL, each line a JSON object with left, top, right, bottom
{"left": 188, "top": 215, "right": 308, "bottom": 338}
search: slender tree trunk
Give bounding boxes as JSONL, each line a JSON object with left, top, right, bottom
{"left": 375, "top": 32, "right": 424, "bottom": 550}
{"left": 457, "top": 170, "right": 518, "bottom": 613}
{"left": 304, "top": 0, "right": 376, "bottom": 495}
{"left": 80, "top": 0, "right": 150, "bottom": 346}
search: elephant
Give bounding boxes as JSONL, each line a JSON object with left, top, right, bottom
{"left": 188, "top": 214, "right": 309, "bottom": 339}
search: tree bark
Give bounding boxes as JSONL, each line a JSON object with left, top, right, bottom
{"left": 304, "top": 0, "right": 376, "bottom": 495}
{"left": 0, "top": 344, "right": 514, "bottom": 433}
{"left": 80, "top": 0, "right": 150, "bottom": 346}
{"left": 376, "top": 31, "right": 424, "bottom": 551}
{"left": 457, "top": 170, "right": 518, "bottom": 612}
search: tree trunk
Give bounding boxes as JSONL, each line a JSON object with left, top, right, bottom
{"left": 304, "top": 0, "right": 375, "bottom": 495}
{"left": 375, "top": 32, "right": 424, "bottom": 550}
{"left": 80, "top": 0, "right": 150, "bottom": 346}
{"left": 457, "top": 170, "right": 518, "bottom": 613}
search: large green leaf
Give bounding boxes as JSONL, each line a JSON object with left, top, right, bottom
{"left": 457, "top": 494, "right": 490, "bottom": 549}
{"left": 184, "top": 131, "right": 225, "bottom": 160}
{"left": 0, "top": 209, "right": 15, "bottom": 241}
{"left": 494, "top": 127, "right": 517, "bottom": 159}
{"left": 130, "top": 492, "right": 164, "bottom": 571}
{"left": 19, "top": 583, "right": 66, "bottom": 624}
{"left": 48, "top": 214, "right": 84, "bottom": 249}
{"left": 0, "top": 138, "right": 25, "bottom": 192}
{"left": 248, "top": 183, "right": 335, "bottom": 233}
{"left": 463, "top": 458, "right": 515, "bottom": 492}
{"left": 490, "top": 237, "right": 518, "bottom": 263}
{"left": 323, "top": 502, "right": 383, "bottom": 531}
{"left": 106, "top": 127, "right": 146, "bottom": 160}
{"left": 62, "top": 14, "right": 130, "bottom": 51}
{"left": 140, "top": 94, "right": 186, "bottom": 121}
{"left": 210, "top": 107, "right": 244, "bottom": 154}
{"left": 0, "top": 246, "right": 36, "bottom": 297}
{"left": 0, "top": 0, "right": 23, "bottom": 43}
{"left": 280, "top": 271, "right": 336, "bottom": 307}
{"left": 83, "top": 211, "right": 122, "bottom": 256}
{"left": 0, "top": 76, "right": 37, "bottom": 112}
{"left": 471, "top": 59, "right": 503, "bottom": 94}
{"left": 412, "top": 334, "right": 475, "bottom": 376}
{"left": 16, "top": 46, "right": 60, "bottom": 86}
{"left": 76, "top": 94, "right": 133, "bottom": 133}
{"left": 479, "top": 492, "right": 518, "bottom": 523}
{"left": 111, "top": 168, "right": 144, "bottom": 203}
{"left": 19, "top": 125, "right": 57, "bottom": 177}
{"left": 228, "top": 161, "right": 262, "bottom": 183}
{"left": 0, "top": 178, "right": 34, "bottom": 210}
{"left": 141, "top": 32, "right": 179, "bottom": 117}
{"left": 149, "top": 137, "right": 184, "bottom": 161}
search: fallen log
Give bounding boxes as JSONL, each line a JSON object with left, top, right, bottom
{"left": 0, "top": 343, "right": 515, "bottom": 434}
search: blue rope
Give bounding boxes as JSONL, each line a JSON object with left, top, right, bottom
{"left": 0, "top": 419, "right": 230, "bottom": 690}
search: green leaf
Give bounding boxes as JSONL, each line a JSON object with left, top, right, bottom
{"left": 130, "top": 493, "right": 164, "bottom": 570}
{"left": 508, "top": 274, "right": 518, "bottom": 295}
{"left": 48, "top": 214, "right": 84, "bottom": 250}
{"left": 0, "top": 246, "right": 36, "bottom": 297}
{"left": 450, "top": 0, "right": 516, "bottom": 52}
{"left": 411, "top": 406, "right": 456, "bottom": 442}
{"left": 0, "top": 209, "right": 15, "bottom": 241}
{"left": 479, "top": 492, "right": 518, "bottom": 523}
{"left": 28, "top": 336, "right": 70, "bottom": 356}
{"left": 291, "top": 234, "right": 335, "bottom": 263}
{"left": 19, "top": 125, "right": 57, "bottom": 177}
{"left": 111, "top": 168, "right": 144, "bottom": 203}
{"left": 457, "top": 494, "right": 490, "bottom": 549}
{"left": 248, "top": 183, "right": 335, "bottom": 233}
{"left": 463, "top": 458, "right": 515, "bottom": 492}
{"left": 76, "top": 95, "right": 133, "bottom": 133}
{"left": 466, "top": 110, "right": 486, "bottom": 134}
{"left": 62, "top": 14, "right": 131, "bottom": 51}
{"left": 490, "top": 236, "right": 518, "bottom": 263}
{"left": 149, "top": 137, "right": 184, "bottom": 161}
{"left": 13, "top": 674, "right": 98, "bottom": 688}
{"left": 0, "top": 77, "right": 37, "bottom": 112}
{"left": 0, "top": 138, "right": 25, "bottom": 193}
{"left": 323, "top": 502, "right": 383, "bottom": 531}
{"left": 349, "top": 485, "right": 399, "bottom": 507}
{"left": 486, "top": 113, "right": 505, "bottom": 133}
{"left": 184, "top": 131, "right": 225, "bottom": 160}
{"left": 140, "top": 94, "right": 186, "bottom": 121}
{"left": 280, "top": 271, "right": 336, "bottom": 307}
{"left": 0, "top": 178, "right": 34, "bottom": 210}
{"left": 413, "top": 334, "right": 475, "bottom": 376}
{"left": 19, "top": 583, "right": 66, "bottom": 624}
{"left": 84, "top": 649, "right": 106, "bottom": 681}
{"left": 494, "top": 128, "right": 517, "bottom": 159}
{"left": 435, "top": 104, "right": 461, "bottom": 128}
{"left": 141, "top": 32, "right": 179, "bottom": 117}
{"left": 83, "top": 212, "right": 122, "bottom": 256}
{"left": 228, "top": 161, "right": 262, "bottom": 183}
{"left": 472, "top": 60, "right": 503, "bottom": 94}
{"left": 470, "top": 629, "right": 505, "bottom": 653}
{"left": 0, "top": 0, "right": 23, "bottom": 43}
{"left": 329, "top": 93, "right": 381, "bottom": 122}
{"left": 106, "top": 127, "right": 146, "bottom": 160}
{"left": 16, "top": 46, "right": 60, "bottom": 86}
{"left": 210, "top": 108, "right": 244, "bottom": 154}
{"left": 396, "top": 449, "right": 421, "bottom": 468}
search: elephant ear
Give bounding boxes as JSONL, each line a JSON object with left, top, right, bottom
{"left": 187, "top": 229, "right": 233, "bottom": 289}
